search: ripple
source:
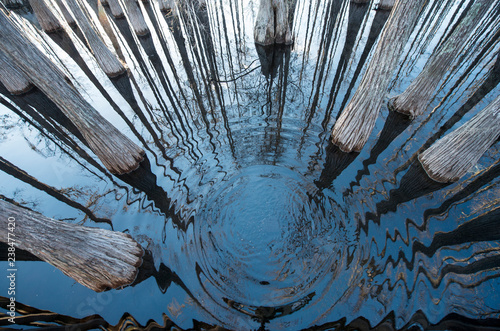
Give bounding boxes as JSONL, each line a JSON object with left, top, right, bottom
{"left": 194, "top": 165, "right": 348, "bottom": 309}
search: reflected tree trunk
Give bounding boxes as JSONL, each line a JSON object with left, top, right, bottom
{"left": 389, "top": 0, "right": 494, "bottom": 117}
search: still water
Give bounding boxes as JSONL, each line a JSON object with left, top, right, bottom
{"left": 1, "top": 0, "right": 500, "bottom": 329}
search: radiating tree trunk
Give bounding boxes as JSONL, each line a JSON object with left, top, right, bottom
{"left": 28, "top": 0, "right": 63, "bottom": 32}
{"left": 254, "top": 0, "right": 293, "bottom": 46}
{"left": 378, "top": 0, "right": 395, "bottom": 10}
{"left": 0, "top": 10, "right": 145, "bottom": 175}
{"left": 0, "top": 199, "right": 143, "bottom": 292}
{"left": 122, "top": 0, "right": 149, "bottom": 36}
{"left": 105, "top": 0, "right": 124, "bottom": 18}
{"left": 0, "top": 50, "right": 33, "bottom": 95}
{"left": 158, "top": 0, "right": 174, "bottom": 12}
{"left": 54, "top": 0, "right": 77, "bottom": 27}
{"left": 2, "top": 0, "right": 24, "bottom": 8}
{"left": 419, "top": 95, "right": 500, "bottom": 183}
{"left": 389, "top": 0, "right": 494, "bottom": 117}
{"left": 63, "top": 0, "right": 126, "bottom": 77}
{"left": 331, "top": 0, "right": 427, "bottom": 152}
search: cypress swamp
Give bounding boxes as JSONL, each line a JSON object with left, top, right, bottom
{"left": 0, "top": 0, "right": 499, "bottom": 330}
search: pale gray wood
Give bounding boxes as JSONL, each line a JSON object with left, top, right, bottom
{"left": 106, "top": 0, "right": 124, "bottom": 18}
{"left": 378, "top": 0, "right": 395, "bottom": 10}
{"left": 63, "top": 0, "right": 126, "bottom": 77}
{"left": 122, "top": 0, "right": 149, "bottom": 36}
{"left": 389, "top": 0, "right": 494, "bottom": 117}
{"left": 0, "top": 50, "right": 33, "bottom": 95}
{"left": 419, "top": 95, "right": 500, "bottom": 183}
{"left": 331, "top": 0, "right": 427, "bottom": 152}
{"left": 54, "top": 0, "right": 77, "bottom": 26}
{"left": 254, "top": 0, "right": 292, "bottom": 46}
{"left": 28, "top": 0, "right": 63, "bottom": 32}
{"left": 0, "top": 199, "right": 143, "bottom": 292}
{"left": 0, "top": 10, "right": 145, "bottom": 174}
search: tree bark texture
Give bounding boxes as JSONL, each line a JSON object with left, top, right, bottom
{"left": 106, "top": 0, "right": 124, "bottom": 18}
{"left": 0, "top": 50, "right": 33, "bottom": 95}
{"left": 331, "top": 0, "right": 427, "bottom": 152}
{"left": 28, "top": 0, "right": 63, "bottom": 32}
{"left": 122, "top": 0, "right": 149, "bottom": 36}
{"left": 54, "top": 0, "right": 77, "bottom": 27}
{"left": 0, "top": 10, "right": 145, "bottom": 175}
{"left": 0, "top": 199, "right": 143, "bottom": 292}
{"left": 254, "top": 0, "right": 293, "bottom": 46}
{"left": 63, "top": 0, "right": 126, "bottom": 77}
{"left": 389, "top": 0, "right": 494, "bottom": 117}
{"left": 378, "top": 0, "right": 396, "bottom": 10}
{"left": 419, "top": 94, "right": 500, "bottom": 183}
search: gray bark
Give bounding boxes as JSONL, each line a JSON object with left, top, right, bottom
{"left": 331, "top": 0, "right": 427, "bottom": 152}
{"left": 106, "top": 0, "right": 124, "bottom": 18}
{"left": 122, "top": 0, "right": 149, "bottom": 36}
{"left": 0, "top": 50, "right": 33, "bottom": 95}
{"left": 254, "top": 0, "right": 293, "bottom": 46}
{"left": 0, "top": 199, "right": 143, "bottom": 292}
{"left": 0, "top": 10, "right": 145, "bottom": 174}
{"left": 63, "top": 0, "right": 126, "bottom": 77}
{"left": 389, "top": 0, "right": 494, "bottom": 117}
{"left": 28, "top": 0, "right": 63, "bottom": 32}
{"left": 378, "top": 0, "right": 395, "bottom": 10}
{"left": 419, "top": 94, "right": 500, "bottom": 183}
{"left": 54, "top": 0, "right": 77, "bottom": 26}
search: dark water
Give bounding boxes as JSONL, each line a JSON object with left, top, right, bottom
{"left": 1, "top": 0, "right": 500, "bottom": 330}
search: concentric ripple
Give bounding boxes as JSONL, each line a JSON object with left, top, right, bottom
{"left": 194, "top": 165, "right": 349, "bottom": 308}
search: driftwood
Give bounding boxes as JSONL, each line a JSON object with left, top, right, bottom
{"left": 122, "top": 0, "right": 149, "bottom": 36}
{"left": 0, "top": 199, "right": 143, "bottom": 292}
{"left": 105, "top": 0, "right": 124, "bottom": 18}
{"left": 419, "top": 95, "right": 500, "bottom": 183}
{"left": 389, "top": 0, "right": 494, "bottom": 117}
{"left": 330, "top": 0, "right": 427, "bottom": 152}
{"left": 64, "top": 0, "right": 126, "bottom": 77}
{"left": 28, "top": 0, "right": 63, "bottom": 32}
{"left": 0, "top": 10, "right": 145, "bottom": 174}
{"left": 254, "top": 0, "right": 293, "bottom": 46}
{"left": 0, "top": 50, "right": 33, "bottom": 95}
{"left": 378, "top": 0, "right": 395, "bottom": 10}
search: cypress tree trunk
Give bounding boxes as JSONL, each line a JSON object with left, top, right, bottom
{"left": 64, "top": 0, "right": 126, "bottom": 77}
{"left": 106, "top": 0, "right": 124, "bottom": 18}
{"left": 378, "top": 0, "right": 395, "bottom": 10}
{"left": 0, "top": 50, "right": 33, "bottom": 95}
{"left": 0, "top": 10, "right": 145, "bottom": 175}
{"left": 331, "top": 0, "right": 427, "bottom": 152}
{"left": 419, "top": 94, "right": 500, "bottom": 183}
{"left": 122, "top": 0, "right": 149, "bottom": 36}
{"left": 389, "top": 0, "right": 494, "bottom": 117}
{"left": 0, "top": 199, "right": 143, "bottom": 292}
{"left": 28, "top": 0, "right": 63, "bottom": 32}
{"left": 254, "top": 0, "right": 293, "bottom": 46}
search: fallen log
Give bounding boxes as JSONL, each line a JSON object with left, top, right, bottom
{"left": 0, "top": 9, "right": 145, "bottom": 175}
{"left": 331, "top": 0, "right": 427, "bottom": 152}
{"left": 28, "top": 0, "right": 63, "bottom": 32}
{"left": 0, "top": 199, "right": 143, "bottom": 292}
{"left": 254, "top": 0, "right": 293, "bottom": 46}
{"left": 419, "top": 94, "right": 500, "bottom": 183}
{"left": 64, "top": 0, "right": 126, "bottom": 77}
{"left": 0, "top": 50, "right": 33, "bottom": 95}
{"left": 389, "top": 0, "right": 494, "bottom": 117}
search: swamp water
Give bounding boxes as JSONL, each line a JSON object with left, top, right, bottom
{"left": 1, "top": 0, "right": 500, "bottom": 329}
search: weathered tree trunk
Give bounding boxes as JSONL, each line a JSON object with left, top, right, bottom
{"left": 254, "top": 0, "right": 293, "bottom": 46}
{"left": 389, "top": 0, "right": 494, "bottom": 117}
{"left": 419, "top": 95, "right": 500, "bottom": 183}
{"left": 0, "top": 50, "right": 33, "bottom": 95}
{"left": 0, "top": 10, "right": 145, "bottom": 174}
{"left": 378, "top": 0, "right": 395, "bottom": 10}
{"left": 330, "top": 0, "right": 427, "bottom": 152}
{"left": 106, "top": 0, "right": 124, "bottom": 18}
{"left": 54, "top": 0, "right": 77, "bottom": 27}
{"left": 0, "top": 199, "right": 143, "bottom": 292}
{"left": 122, "top": 0, "right": 149, "bottom": 36}
{"left": 28, "top": 0, "right": 63, "bottom": 32}
{"left": 64, "top": 0, "right": 126, "bottom": 77}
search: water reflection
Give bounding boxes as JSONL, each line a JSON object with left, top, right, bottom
{"left": 1, "top": 0, "right": 499, "bottom": 330}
